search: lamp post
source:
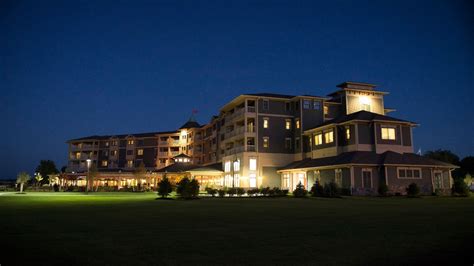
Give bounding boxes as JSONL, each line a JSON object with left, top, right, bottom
{"left": 86, "top": 159, "right": 91, "bottom": 194}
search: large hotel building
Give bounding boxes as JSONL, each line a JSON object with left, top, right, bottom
{"left": 65, "top": 82, "right": 455, "bottom": 195}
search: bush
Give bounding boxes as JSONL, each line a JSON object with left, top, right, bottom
{"left": 340, "top": 188, "right": 351, "bottom": 196}
{"left": 378, "top": 183, "right": 389, "bottom": 196}
{"left": 217, "top": 189, "right": 226, "bottom": 197}
{"left": 271, "top": 187, "right": 281, "bottom": 197}
{"left": 205, "top": 187, "right": 218, "bottom": 197}
{"left": 176, "top": 178, "right": 200, "bottom": 199}
{"left": 323, "top": 182, "right": 340, "bottom": 198}
{"left": 236, "top": 187, "right": 245, "bottom": 197}
{"left": 157, "top": 176, "right": 173, "bottom": 198}
{"left": 293, "top": 182, "right": 308, "bottom": 198}
{"left": 227, "top": 187, "right": 237, "bottom": 196}
{"left": 451, "top": 178, "right": 470, "bottom": 197}
{"left": 406, "top": 183, "right": 420, "bottom": 198}
{"left": 310, "top": 181, "right": 324, "bottom": 197}
{"left": 246, "top": 188, "right": 259, "bottom": 197}
{"left": 279, "top": 189, "right": 289, "bottom": 197}
{"left": 260, "top": 187, "right": 271, "bottom": 196}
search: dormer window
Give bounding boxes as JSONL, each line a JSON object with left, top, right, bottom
{"left": 345, "top": 127, "right": 351, "bottom": 140}
{"left": 127, "top": 140, "right": 134, "bottom": 145}
{"left": 324, "top": 130, "right": 334, "bottom": 143}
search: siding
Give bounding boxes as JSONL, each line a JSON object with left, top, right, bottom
{"left": 402, "top": 126, "right": 412, "bottom": 146}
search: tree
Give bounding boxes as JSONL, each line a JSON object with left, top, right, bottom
{"left": 176, "top": 177, "right": 190, "bottom": 195}
{"left": 310, "top": 181, "right": 324, "bottom": 197}
{"left": 60, "top": 166, "right": 67, "bottom": 173}
{"left": 293, "top": 182, "right": 308, "bottom": 198}
{"left": 86, "top": 163, "right": 98, "bottom": 194}
{"left": 460, "top": 156, "right": 474, "bottom": 177}
{"left": 134, "top": 161, "right": 147, "bottom": 191}
{"left": 16, "top": 172, "right": 31, "bottom": 193}
{"left": 48, "top": 175, "right": 59, "bottom": 186}
{"left": 35, "top": 160, "right": 59, "bottom": 185}
{"left": 451, "top": 178, "right": 470, "bottom": 197}
{"left": 378, "top": 183, "right": 389, "bottom": 196}
{"left": 157, "top": 175, "right": 172, "bottom": 198}
{"left": 34, "top": 172, "right": 44, "bottom": 186}
{"left": 424, "top": 149, "right": 460, "bottom": 165}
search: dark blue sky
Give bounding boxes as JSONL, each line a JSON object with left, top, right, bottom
{"left": 1, "top": 0, "right": 473, "bottom": 179}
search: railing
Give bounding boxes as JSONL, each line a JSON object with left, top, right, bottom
{"left": 159, "top": 141, "right": 168, "bottom": 146}
{"left": 226, "top": 107, "right": 245, "bottom": 122}
{"left": 158, "top": 152, "right": 168, "bottom": 157}
{"left": 170, "top": 140, "right": 180, "bottom": 146}
{"left": 170, "top": 151, "right": 180, "bottom": 156}
{"left": 224, "top": 145, "right": 255, "bottom": 156}
{"left": 247, "top": 106, "right": 256, "bottom": 112}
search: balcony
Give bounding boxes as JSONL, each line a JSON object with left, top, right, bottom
{"left": 170, "top": 151, "right": 180, "bottom": 156}
{"left": 158, "top": 152, "right": 168, "bottom": 157}
{"left": 247, "top": 106, "right": 256, "bottom": 112}
{"left": 159, "top": 141, "right": 168, "bottom": 146}
{"left": 224, "top": 145, "right": 256, "bottom": 156}
{"left": 225, "top": 107, "right": 245, "bottom": 123}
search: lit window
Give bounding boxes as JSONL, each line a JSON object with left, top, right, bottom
{"left": 137, "top": 149, "right": 143, "bottom": 155}
{"left": 324, "top": 106, "right": 329, "bottom": 116}
{"left": 127, "top": 160, "right": 133, "bottom": 167}
{"left": 313, "top": 101, "right": 321, "bottom": 110}
{"left": 249, "top": 158, "right": 257, "bottom": 171}
{"left": 324, "top": 130, "right": 334, "bottom": 143}
{"left": 233, "top": 160, "right": 240, "bottom": 171}
{"left": 381, "top": 127, "right": 396, "bottom": 140}
{"left": 282, "top": 173, "right": 289, "bottom": 188}
{"left": 263, "top": 137, "right": 269, "bottom": 148}
{"left": 263, "top": 118, "right": 269, "bottom": 128}
{"left": 303, "top": 99, "right": 311, "bottom": 109}
{"left": 263, "top": 99, "right": 269, "bottom": 110}
{"left": 285, "top": 120, "right": 291, "bottom": 130}
{"left": 314, "top": 170, "right": 321, "bottom": 182}
{"left": 101, "top": 160, "right": 108, "bottom": 167}
{"left": 111, "top": 150, "right": 117, "bottom": 156}
{"left": 249, "top": 173, "right": 257, "bottom": 188}
{"left": 335, "top": 169, "right": 342, "bottom": 186}
{"left": 314, "top": 133, "right": 322, "bottom": 145}
{"left": 105, "top": 142, "right": 109, "bottom": 147}
{"left": 128, "top": 140, "right": 134, "bottom": 145}
{"left": 224, "top": 161, "right": 231, "bottom": 172}
{"left": 345, "top": 127, "right": 351, "bottom": 140}
{"left": 296, "top": 119, "right": 300, "bottom": 129}
{"left": 75, "top": 152, "right": 81, "bottom": 159}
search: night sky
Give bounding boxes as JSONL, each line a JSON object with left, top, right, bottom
{"left": 1, "top": 0, "right": 473, "bottom": 180}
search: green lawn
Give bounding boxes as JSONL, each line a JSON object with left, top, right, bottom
{"left": 1, "top": 192, "right": 473, "bottom": 265}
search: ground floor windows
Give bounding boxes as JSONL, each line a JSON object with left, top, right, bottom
{"left": 297, "top": 173, "right": 305, "bottom": 186}
{"left": 282, "top": 173, "right": 289, "bottom": 188}
{"left": 362, "top": 169, "right": 372, "bottom": 188}
{"left": 249, "top": 158, "right": 257, "bottom": 171}
{"left": 397, "top": 167, "right": 421, "bottom": 179}
{"left": 434, "top": 172, "right": 442, "bottom": 189}
{"left": 249, "top": 173, "right": 257, "bottom": 188}
{"left": 335, "top": 169, "right": 342, "bottom": 186}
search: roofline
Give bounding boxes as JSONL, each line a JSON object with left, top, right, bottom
{"left": 303, "top": 118, "right": 418, "bottom": 134}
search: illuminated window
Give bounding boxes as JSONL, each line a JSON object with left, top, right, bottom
{"left": 233, "top": 174, "right": 240, "bottom": 187}
{"left": 224, "top": 161, "right": 231, "bottom": 172}
{"left": 137, "top": 149, "right": 143, "bottom": 155}
{"left": 101, "top": 160, "right": 108, "bottom": 167}
{"left": 360, "top": 96, "right": 371, "bottom": 111}
{"left": 303, "top": 99, "right": 311, "bottom": 109}
{"left": 314, "top": 133, "right": 322, "bottom": 145}
{"left": 381, "top": 127, "right": 396, "bottom": 140}
{"left": 75, "top": 152, "right": 81, "bottom": 159}
{"left": 224, "top": 174, "right": 232, "bottom": 187}
{"left": 249, "top": 158, "right": 257, "bottom": 171}
{"left": 285, "top": 120, "right": 291, "bottom": 130}
{"left": 345, "top": 127, "right": 351, "bottom": 140}
{"left": 263, "top": 118, "right": 269, "bottom": 128}
{"left": 324, "top": 106, "right": 328, "bottom": 116}
{"left": 313, "top": 101, "right": 321, "bottom": 110}
{"left": 296, "top": 119, "right": 300, "bottom": 129}
{"left": 127, "top": 140, "right": 134, "bottom": 145}
{"left": 314, "top": 170, "right": 321, "bottom": 182}
{"left": 263, "top": 137, "right": 269, "bottom": 148}
{"left": 127, "top": 160, "right": 133, "bottom": 168}
{"left": 263, "top": 99, "right": 269, "bottom": 110}
{"left": 282, "top": 173, "right": 289, "bottom": 188}
{"left": 233, "top": 160, "right": 240, "bottom": 171}
{"left": 105, "top": 142, "right": 109, "bottom": 147}
{"left": 249, "top": 173, "right": 257, "bottom": 188}
{"left": 324, "top": 130, "right": 334, "bottom": 143}
{"left": 111, "top": 150, "right": 117, "bottom": 156}
{"left": 362, "top": 104, "right": 371, "bottom": 111}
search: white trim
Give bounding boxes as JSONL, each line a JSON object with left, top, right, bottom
{"left": 397, "top": 167, "right": 422, "bottom": 179}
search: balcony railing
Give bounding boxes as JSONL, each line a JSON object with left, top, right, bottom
{"left": 159, "top": 141, "right": 168, "bottom": 146}
{"left": 247, "top": 106, "right": 256, "bottom": 112}
{"left": 225, "top": 107, "right": 245, "bottom": 122}
{"left": 224, "top": 145, "right": 255, "bottom": 156}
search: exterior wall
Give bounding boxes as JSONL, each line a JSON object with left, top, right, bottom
{"left": 345, "top": 91, "right": 384, "bottom": 115}
{"left": 257, "top": 115, "right": 294, "bottom": 153}
{"left": 375, "top": 123, "right": 414, "bottom": 154}
{"left": 386, "top": 166, "right": 433, "bottom": 195}
{"left": 352, "top": 166, "right": 380, "bottom": 195}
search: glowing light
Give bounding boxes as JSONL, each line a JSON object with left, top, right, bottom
{"left": 359, "top": 96, "right": 371, "bottom": 105}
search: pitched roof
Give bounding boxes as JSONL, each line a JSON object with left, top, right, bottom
{"left": 279, "top": 151, "right": 456, "bottom": 171}
{"left": 187, "top": 163, "right": 223, "bottom": 172}
{"left": 173, "top": 153, "right": 191, "bottom": 159}
{"left": 308, "top": 110, "right": 415, "bottom": 130}
{"left": 156, "top": 163, "right": 200, "bottom": 173}
{"left": 68, "top": 130, "right": 178, "bottom": 142}
{"left": 244, "top": 93, "right": 296, "bottom": 99}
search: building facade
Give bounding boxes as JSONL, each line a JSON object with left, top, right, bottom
{"left": 65, "top": 81, "right": 456, "bottom": 194}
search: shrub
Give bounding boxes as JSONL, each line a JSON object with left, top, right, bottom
{"left": 451, "top": 178, "right": 470, "bottom": 197}
{"left": 340, "top": 188, "right": 351, "bottom": 196}
{"left": 293, "top": 182, "right": 308, "bottom": 198}
{"left": 260, "top": 187, "right": 271, "bottom": 196}
{"left": 378, "top": 183, "right": 389, "bottom": 196}
{"left": 323, "top": 182, "right": 340, "bottom": 198}
{"left": 176, "top": 178, "right": 200, "bottom": 199}
{"left": 406, "top": 183, "right": 420, "bottom": 198}
{"left": 271, "top": 187, "right": 281, "bottom": 197}
{"left": 247, "top": 188, "right": 258, "bottom": 197}
{"left": 205, "top": 187, "right": 218, "bottom": 197}
{"left": 279, "top": 189, "right": 289, "bottom": 197}
{"left": 217, "top": 188, "right": 226, "bottom": 197}
{"left": 227, "top": 187, "right": 237, "bottom": 196}
{"left": 236, "top": 187, "right": 245, "bottom": 197}
{"left": 310, "top": 181, "right": 324, "bottom": 197}
{"left": 157, "top": 176, "right": 173, "bottom": 198}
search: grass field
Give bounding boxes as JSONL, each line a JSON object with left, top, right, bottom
{"left": 1, "top": 192, "right": 473, "bottom": 266}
